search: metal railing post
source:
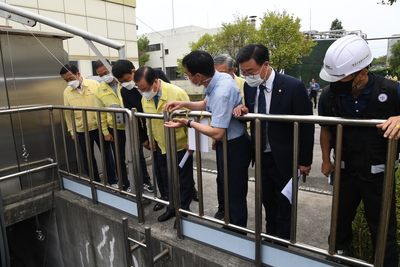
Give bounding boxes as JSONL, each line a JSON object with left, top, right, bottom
{"left": 329, "top": 124, "right": 343, "bottom": 255}
{"left": 82, "top": 111, "right": 97, "bottom": 204}
{"left": 290, "top": 122, "right": 300, "bottom": 243}
{"left": 194, "top": 116, "right": 204, "bottom": 216}
{"left": 374, "top": 138, "right": 398, "bottom": 267}
{"left": 222, "top": 132, "right": 230, "bottom": 225}
{"left": 130, "top": 109, "right": 145, "bottom": 223}
{"left": 254, "top": 119, "right": 263, "bottom": 267}
{"left": 122, "top": 217, "right": 133, "bottom": 267}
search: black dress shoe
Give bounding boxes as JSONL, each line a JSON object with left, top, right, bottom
{"left": 153, "top": 203, "right": 165, "bottom": 211}
{"left": 214, "top": 209, "right": 224, "bottom": 220}
{"left": 157, "top": 211, "right": 175, "bottom": 222}
{"left": 193, "top": 187, "right": 199, "bottom": 202}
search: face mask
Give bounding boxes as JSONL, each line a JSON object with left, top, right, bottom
{"left": 142, "top": 88, "right": 157, "bottom": 101}
{"left": 189, "top": 74, "right": 201, "bottom": 87}
{"left": 330, "top": 72, "right": 363, "bottom": 95}
{"left": 121, "top": 80, "right": 135, "bottom": 90}
{"left": 68, "top": 80, "right": 80, "bottom": 89}
{"left": 101, "top": 73, "right": 114, "bottom": 84}
{"left": 244, "top": 64, "right": 266, "bottom": 87}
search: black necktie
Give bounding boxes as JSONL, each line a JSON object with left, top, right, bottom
{"left": 258, "top": 85, "right": 267, "bottom": 150}
{"left": 154, "top": 95, "right": 159, "bottom": 108}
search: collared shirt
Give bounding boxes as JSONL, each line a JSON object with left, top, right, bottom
{"left": 142, "top": 80, "right": 189, "bottom": 154}
{"left": 205, "top": 71, "right": 245, "bottom": 141}
{"left": 318, "top": 73, "right": 400, "bottom": 117}
{"left": 254, "top": 68, "right": 275, "bottom": 152}
{"left": 63, "top": 78, "right": 99, "bottom": 135}
{"left": 94, "top": 81, "right": 125, "bottom": 136}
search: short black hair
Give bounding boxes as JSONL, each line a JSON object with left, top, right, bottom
{"left": 112, "top": 60, "right": 136, "bottom": 79}
{"left": 93, "top": 59, "right": 111, "bottom": 70}
{"left": 182, "top": 50, "right": 215, "bottom": 77}
{"left": 236, "top": 43, "right": 270, "bottom": 66}
{"left": 134, "top": 66, "right": 158, "bottom": 85}
{"left": 60, "top": 64, "right": 79, "bottom": 75}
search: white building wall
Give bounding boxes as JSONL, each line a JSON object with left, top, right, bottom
{"left": 140, "top": 26, "right": 220, "bottom": 95}
{"left": 0, "top": 0, "right": 138, "bottom": 78}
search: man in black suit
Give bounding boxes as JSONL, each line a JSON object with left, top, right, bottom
{"left": 234, "top": 43, "right": 314, "bottom": 240}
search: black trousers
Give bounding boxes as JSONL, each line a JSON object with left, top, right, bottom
{"left": 335, "top": 171, "right": 398, "bottom": 266}
{"left": 216, "top": 134, "right": 251, "bottom": 227}
{"left": 156, "top": 147, "right": 194, "bottom": 212}
{"left": 262, "top": 152, "right": 292, "bottom": 240}
{"left": 76, "top": 129, "right": 116, "bottom": 184}
{"left": 108, "top": 128, "right": 129, "bottom": 188}
{"left": 309, "top": 90, "right": 317, "bottom": 107}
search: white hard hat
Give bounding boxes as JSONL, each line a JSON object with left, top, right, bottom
{"left": 319, "top": 35, "right": 372, "bottom": 82}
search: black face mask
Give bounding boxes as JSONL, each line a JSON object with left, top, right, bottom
{"left": 330, "top": 78, "right": 355, "bottom": 95}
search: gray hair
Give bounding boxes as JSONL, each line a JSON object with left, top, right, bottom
{"left": 213, "top": 54, "right": 235, "bottom": 69}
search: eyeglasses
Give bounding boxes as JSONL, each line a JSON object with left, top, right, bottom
{"left": 240, "top": 62, "right": 265, "bottom": 78}
{"left": 137, "top": 84, "right": 153, "bottom": 92}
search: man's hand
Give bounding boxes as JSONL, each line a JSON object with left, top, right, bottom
{"left": 377, "top": 115, "right": 400, "bottom": 139}
{"left": 164, "top": 118, "right": 188, "bottom": 128}
{"left": 142, "top": 140, "right": 150, "bottom": 150}
{"left": 104, "top": 134, "right": 114, "bottom": 142}
{"left": 233, "top": 104, "right": 249, "bottom": 116}
{"left": 321, "top": 161, "right": 334, "bottom": 177}
{"left": 212, "top": 140, "right": 216, "bottom": 150}
{"left": 71, "top": 135, "right": 75, "bottom": 141}
{"left": 299, "top": 165, "right": 311, "bottom": 182}
{"left": 185, "top": 144, "right": 194, "bottom": 156}
{"left": 164, "top": 101, "right": 184, "bottom": 112}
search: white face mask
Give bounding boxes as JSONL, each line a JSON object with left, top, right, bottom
{"left": 244, "top": 64, "right": 266, "bottom": 87}
{"left": 189, "top": 74, "right": 201, "bottom": 87}
{"left": 142, "top": 88, "right": 157, "bottom": 101}
{"left": 68, "top": 80, "right": 80, "bottom": 89}
{"left": 101, "top": 73, "right": 114, "bottom": 84}
{"left": 121, "top": 80, "right": 135, "bottom": 90}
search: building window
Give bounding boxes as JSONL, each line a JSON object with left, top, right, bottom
{"left": 146, "top": 43, "right": 161, "bottom": 52}
{"left": 166, "top": 66, "right": 184, "bottom": 81}
{"left": 91, "top": 60, "right": 115, "bottom": 76}
{"left": 69, "top": 60, "right": 79, "bottom": 69}
{"left": 165, "top": 49, "right": 169, "bottom": 55}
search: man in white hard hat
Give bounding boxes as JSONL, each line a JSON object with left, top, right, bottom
{"left": 319, "top": 35, "right": 400, "bottom": 266}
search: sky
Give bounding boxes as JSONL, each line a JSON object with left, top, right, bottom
{"left": 135, "top": 0, "right": 400, "bottom": 58}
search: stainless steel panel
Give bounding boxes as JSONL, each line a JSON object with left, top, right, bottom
{"left": 0, "top": 31, "right": 71, "bottom": 195}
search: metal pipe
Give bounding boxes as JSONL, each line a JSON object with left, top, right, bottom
{"left": 130, "top": 108, "right": 144, "bottom": 223}
{"left": 49, "top": 109, "right": 63, "bottom": 191}
{"left": 71, "top": 110, "right": 83, "bottom": 177}
{"left": 0, "top": 163, "right": 57, "bottom": 181}
{"left": 82, "top": 110, "right": 97, "bottom": 204}
{"left": 0, "top": 2, "right": 126, "bottom": 50}
{"left": 145, "top": 227, "right": 154, "bottom": 267}
{"left": 122, "top": 218, "right": 133, "bottom": 267}
{"left": 254, "top": 119, "right": 263, "bottom": 266}
{"left": 59, "top": 110, "right": 70, "bottom": 173}
{"left": 194, "top": 116, "right": 204, "bottom": 216}
{"left": 329, "top": 124, "right": 343, "bottom": 254}
{"left": 96, "top": 111, "right": 108, "bottom": 186}
{"left": 374, "top": 138, "right": 398, "bottom": 267}
{"left": 290, "top": 122, "right": 299, "bottom": 243}
{"left": 222, "top": 132, "right": 230, "bottom": 225}
{"left": 111, "top": 113, "right": 123, "bottom": 191}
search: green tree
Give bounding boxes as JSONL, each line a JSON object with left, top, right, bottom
{"left": 254, "top": 11, "right": 316, "bottom": 72}
{"left": 372, "top": 55, "right": 387, "bottom": 66}
{"left": 330, "top": 18, "right": 343, "bottom": 31}
{"left": 214, "top": 14, "right": 257, "bottom": 60}
{"left": 388, "top": 41, "right": 400, "bottom": 76}
{"left": 189, "top": 33, "right": 221, "bottom": 58}
{"left": 137, "top": 36, "right": 150, "bottom": 67}
{"left": 378, "top": 0, "right": 397, "bottom": 4}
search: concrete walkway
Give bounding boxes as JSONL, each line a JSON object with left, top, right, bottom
{"left": 142, "top": 166, "right": 333, "bottom": 260}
